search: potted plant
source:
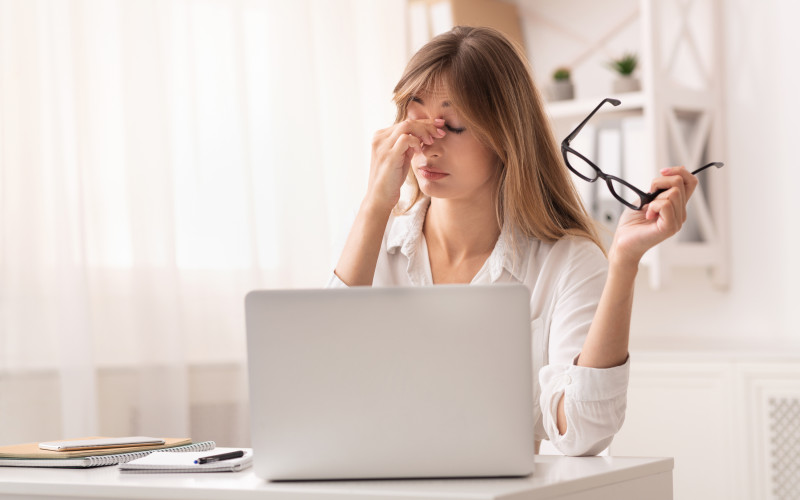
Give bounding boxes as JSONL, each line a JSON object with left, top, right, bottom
{"left": 550, "top": 66, "right": 574, "bottom": 101}
{"left": 607, "top": 52, "right": 640, "bottom": 93}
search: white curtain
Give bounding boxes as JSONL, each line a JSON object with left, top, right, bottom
{"left": 0, "top": 0, "right": 407, "bottom": 445}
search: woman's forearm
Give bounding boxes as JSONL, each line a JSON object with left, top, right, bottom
{"left": 576, "top": 256, "right": 638, "bottom": 368}
{"left": 333, "top": 198, "right": 393, "bottom": 287}
{"left": 555, "top": 255, "right": 638, "bottom": 435}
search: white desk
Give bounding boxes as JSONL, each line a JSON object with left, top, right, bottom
{"left": 0, "top": 455, "right": 672, "bottom": 500}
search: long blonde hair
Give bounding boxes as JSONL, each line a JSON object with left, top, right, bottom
{"left": 393, "top": 26, "right": 603, "bottom": 251}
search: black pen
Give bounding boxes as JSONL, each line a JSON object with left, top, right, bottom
{"left": 194, "top": 450, "right": 245, "bottom": 465}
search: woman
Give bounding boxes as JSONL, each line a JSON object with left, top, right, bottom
{"left": 329, "top": 26, "right": 697, "bottom": 456}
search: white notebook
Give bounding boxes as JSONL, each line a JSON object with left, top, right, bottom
{"left": 119, "top": 447, "right": 253, "bottom": 473}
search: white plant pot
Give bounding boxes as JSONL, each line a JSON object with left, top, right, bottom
{"left": 612, "top": 75, "right": 641, "bottom": 93}
{"left": 550, "top": 80, "right": 574, "bottom": 101}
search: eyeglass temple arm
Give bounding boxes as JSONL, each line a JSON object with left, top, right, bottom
{"left": 644, "top": 162, "right": 725, "bottom": 203}
{"left": 691, "top": 161, "right": 724, "bottom": 175}
{"left": 562, "top": 98, "right": 621, "bottom": 146}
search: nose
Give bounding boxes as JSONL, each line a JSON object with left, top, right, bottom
{"left": 421, "top": 140, "right": 441, "bottom": 158}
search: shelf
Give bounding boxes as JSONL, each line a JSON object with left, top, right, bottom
{"left": 520, "top": 0, "right": 728, "bottom": 290}
{"left": 545, "top": 91, "right": 646, "bottom": 121}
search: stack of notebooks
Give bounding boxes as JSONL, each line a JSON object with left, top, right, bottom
{"left": 0, "top": 437, "right": 216, "bottom": 468}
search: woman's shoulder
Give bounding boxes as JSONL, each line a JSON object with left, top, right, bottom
{"left": 522, "top": 234, "right": 608, "bottom": 295}
{"left": 502, "top": 231, "right": 605, "bottom": 284}
{"left": 524, "top": 233, "right": 606, "bottom": 262}
{"left": 555, "top": 234, "right": 606, "bottom": 258}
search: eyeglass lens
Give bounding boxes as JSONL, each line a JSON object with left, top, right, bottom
{"left": 608, "top": 180, "right": 643, "bottom": 208}
{"left": 565, "top": 149, "right": 644, "bottom": 208}
{"left": 563, "top": 150, "right": 598, "bottom": 181}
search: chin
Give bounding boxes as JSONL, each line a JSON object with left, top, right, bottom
{"left": 416, "top": 180, "right": 450, "bottom": 199}
{"left": 419, "top": 186, "right": 459, "bottom": 201}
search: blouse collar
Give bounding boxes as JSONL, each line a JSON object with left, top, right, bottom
{"left": 386, "top": 197, "right": 530, "bottom": 284}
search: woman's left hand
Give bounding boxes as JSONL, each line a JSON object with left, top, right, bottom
{"left": 609, "top": 166, "right": 699, "bottom": 267}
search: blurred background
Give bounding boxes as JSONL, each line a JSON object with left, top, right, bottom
{"left": 1, "top": 0, "right": 798, "bottom": 498}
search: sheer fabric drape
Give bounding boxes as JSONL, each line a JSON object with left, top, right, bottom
{"left": 0, "top": 0, "right": 406, "bottom": 444}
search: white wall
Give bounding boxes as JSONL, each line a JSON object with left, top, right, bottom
{"left": 629, "top": 0, "right": 800, "bottom": 348}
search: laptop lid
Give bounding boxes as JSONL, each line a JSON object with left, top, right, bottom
{"left": 245, "top": 284, "right": 535, "bottom": 481}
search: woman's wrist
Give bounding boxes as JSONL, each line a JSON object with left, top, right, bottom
{"left": 361, "top": 194, "right": 396, "bottom": 217}
{"left": 606, "top": 245, "right": 641, "bottom": 279}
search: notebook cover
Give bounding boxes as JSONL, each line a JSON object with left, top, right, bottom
{"left": 0, "top": 437, "right": 192, "bottom": 459}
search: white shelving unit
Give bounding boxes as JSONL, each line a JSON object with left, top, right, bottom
{"left": 518, "top": 0, "right": 729, "bottom": 289}
{"left": 546, "top": 90, "right": 646, "bottom": 119}
{"left": 405, "top": 0, "right": 728, "bottom": 289}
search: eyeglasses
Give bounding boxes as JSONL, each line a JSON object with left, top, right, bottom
{"left": 561, "top": 98, "right": 724, "bottom": 210}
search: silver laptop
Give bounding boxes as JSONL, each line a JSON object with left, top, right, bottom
{"left": 245, "top": 284, "right": 535, "bottom": 481}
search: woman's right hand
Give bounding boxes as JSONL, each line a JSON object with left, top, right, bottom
{"left": 366, "top": 118, "right": 447, "bottom": 210}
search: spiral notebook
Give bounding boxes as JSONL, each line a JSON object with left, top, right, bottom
{"left": 0, "top": 440, "right": 216, "bottom": 468}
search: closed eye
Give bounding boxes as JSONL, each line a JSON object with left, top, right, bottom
{"left": 445, "top": 124, "right": 466, "bottom": 134}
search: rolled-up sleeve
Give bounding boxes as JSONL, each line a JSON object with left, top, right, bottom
{"left": 327, "top": 272, "right": 349, "bottom": 288}
{"left": 539, "top": 355, "right": 629, "bottom": 456}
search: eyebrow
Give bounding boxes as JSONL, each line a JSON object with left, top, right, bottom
{"left": 410, "top": 96, "right": 451, "bottom": 108}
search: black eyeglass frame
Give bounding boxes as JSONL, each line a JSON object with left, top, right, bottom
{"left": 561, "top": 98, "right": 724, "bottom": 210}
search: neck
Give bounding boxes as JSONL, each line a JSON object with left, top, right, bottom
{"left": 423, "top": 190, "right": 501, "bottom": 262}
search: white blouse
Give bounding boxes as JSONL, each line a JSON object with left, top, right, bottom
{"left": 328, "top": 197, "right": 629, "bottom": 456}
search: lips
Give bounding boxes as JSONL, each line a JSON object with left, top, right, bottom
{"left": 418, "top": 167, "right": 449, "bottom": 181}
